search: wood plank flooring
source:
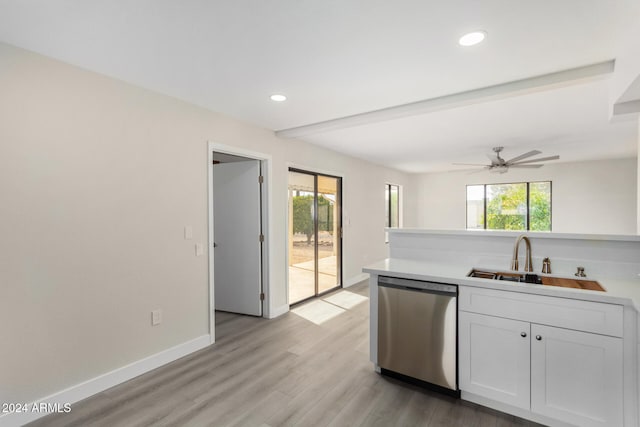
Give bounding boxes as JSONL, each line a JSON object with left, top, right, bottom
{"left": 28, "top": 282, "right": 543, "bottom": 427}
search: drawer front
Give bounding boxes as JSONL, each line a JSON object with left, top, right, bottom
{"left": 459, "top": 286, "right": 623, "bottom": 337}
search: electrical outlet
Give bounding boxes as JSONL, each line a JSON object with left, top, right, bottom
{"left": 151, "top": 309, "right": 162, "bottom": 326}
{"left": 195, "top": 243, "right": 203, "bottom": 256}
{"left": 184, "top": 225, "right": 193, "bottom": 240}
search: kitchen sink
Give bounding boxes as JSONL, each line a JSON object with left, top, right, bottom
{"left": 468, "top": 269, "right": 541, "bottom": 284}
{"left": 467, "top": 269, "right": 605, "bottom": 291}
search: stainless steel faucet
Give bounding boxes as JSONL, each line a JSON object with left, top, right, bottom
{"left": 511, "top": 234, "right": 533, "bottom": 272}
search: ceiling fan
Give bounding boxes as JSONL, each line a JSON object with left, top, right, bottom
{"left": 453, "top": 146, "right": 560, "bottom": 174}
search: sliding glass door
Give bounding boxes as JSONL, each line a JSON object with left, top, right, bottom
{"left": 288, "top": 169, "right": 342, "bottom": 305}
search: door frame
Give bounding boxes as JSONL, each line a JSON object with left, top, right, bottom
{"left": 207, "top": 141, "right": 272, "bottom": 344}
{"left": 287, "top": 164, "right": 343, "bottom": 305}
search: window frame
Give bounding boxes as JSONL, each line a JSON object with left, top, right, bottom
{"left": 466, "top": 180, "right": 552, "bottom": 231}
{"left": 385, "top": 183, "right": 401, "bottom": 243}
{"left": 385, "top": 183, "right": 400, "bottom": 228}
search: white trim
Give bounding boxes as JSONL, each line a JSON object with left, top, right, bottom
{"left": 344, "top": 273, "right": 370, "bottom": 288}
{"left": 0, "top": 335, "right": 210, "bottom": 427}
{"left": 268, "top": 304, "right": 290, "bottom": 319}
{"left": 207, "top": 146, "right": 215, "bottom": 343}
{"left": 207, "top": 142, "right": 273, "bottom": 328}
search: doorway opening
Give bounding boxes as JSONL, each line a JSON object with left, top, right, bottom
{"left": 288, "top": 169, "right": 342, "bottom": 305}
{"left": 208, "top": 144, "right": 270, "bottom": 343}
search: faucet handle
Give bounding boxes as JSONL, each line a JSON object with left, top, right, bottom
{"left": 542, "top": 257, "right": 551, "bottom": 274}
{"left": 575, "top": 266, "right": 586, "bottom": 277}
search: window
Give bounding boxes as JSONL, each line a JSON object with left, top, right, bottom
{"left": 466, "top": 181, "right": 551, "bottom": 231}
{"left": 385, "top": 184, "right": 400, "bottom": 228}
{"left": 385, "top": 184, "right": 400, "bottom": 243}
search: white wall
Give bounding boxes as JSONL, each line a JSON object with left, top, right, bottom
{"left": 414, "top": 158, "right": 637, "bottom": 235}
{"left": 0, "top": 42, "right": 414, "bottom": 408}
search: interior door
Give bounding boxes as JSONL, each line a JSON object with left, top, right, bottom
{"left": 213, "top": 160, "right": 262, "bottom": 316}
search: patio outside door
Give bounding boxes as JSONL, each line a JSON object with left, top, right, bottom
{"left": 288, "top": 169, "right": 342, "bottom": 305}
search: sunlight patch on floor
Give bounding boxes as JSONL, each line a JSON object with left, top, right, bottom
{"left": 291, "top": 299, "right": 345, "bottom": 325}
{"left": 323, "top": 290, "right": 369, "bottom": 310}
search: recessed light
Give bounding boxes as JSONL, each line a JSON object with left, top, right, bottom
{"left": 458, "top": 31, "right": 487, "bottom": 47}
{"left": 270, "top": 94, "right": 287, "bottom": 102}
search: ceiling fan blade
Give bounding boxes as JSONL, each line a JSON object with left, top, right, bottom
{"left": 508, "top": 164, "right": 544, "bottom": 168}
{"left": 510, "top": 155, "right": 560, "bottom": 165}
{"left": 505, "top": 150, "right": 541, "bottom": 164}
{"left": 452, "top": 163, "right": 489, "bottom": 166}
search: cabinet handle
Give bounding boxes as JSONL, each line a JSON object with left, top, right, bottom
{"left": 535, "top": 335, "right": 542, "bottom": 341}
{"left": 520, "top": 332, "right": 527, "bottom": 338}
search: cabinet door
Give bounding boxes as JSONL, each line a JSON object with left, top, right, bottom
{"left": 459, "top": 311, "right": 531, "bottom": 409}
{"left": 531, "top": 324, "right": 623, "bottom": 427}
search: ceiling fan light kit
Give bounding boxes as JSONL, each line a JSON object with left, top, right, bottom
{"left": 453, "top": 146, "right": 560, "bottom": 173}
{"left": 491, "top": 164, "right": 509, "bottom": 174}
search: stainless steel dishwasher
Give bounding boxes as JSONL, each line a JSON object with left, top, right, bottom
{"left": 378, "top": 275, "right": 458, "bottom": 395}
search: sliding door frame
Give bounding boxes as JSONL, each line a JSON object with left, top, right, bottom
{"left": 288, "top": 167, "right": 343, "bottom": 305}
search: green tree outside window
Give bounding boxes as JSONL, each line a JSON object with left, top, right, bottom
{"left": 292, "top": 194, "right": 333, "bottom": 244}
{"left": 470, "top": 181, "right": 551, "bottom": 231}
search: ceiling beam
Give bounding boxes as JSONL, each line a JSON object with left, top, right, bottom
{"left": 613, "top": 99, "right": 640, "bottom": 116}
{"left": 613, "top": 74, "right": 640, "bottom": 117}
{"left": 276, "top": 60, "right": 615, "bottom": 138}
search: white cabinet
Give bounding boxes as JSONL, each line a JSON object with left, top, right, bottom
{"left": 459, "top": 287, "right": 624, "bottom": 427}
{"left": 530, "top": 324, "right": 623, "bottom": 427}
{"left": 459, "top": 312, "right": 530, "bottom": 409}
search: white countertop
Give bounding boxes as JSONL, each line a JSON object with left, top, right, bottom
{"left": 388, "top": 228, "right": 640, "bottom": 242}
{"left": 363, "top": 258, "right": 640, "bottom": 311}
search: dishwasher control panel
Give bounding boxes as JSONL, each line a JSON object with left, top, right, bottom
{"left": 378, "top": 275, "right": 457, "bottom": 295}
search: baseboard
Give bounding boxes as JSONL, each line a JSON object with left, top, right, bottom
{"left": 460, "top": 391, "right": 573, "bottom": 427}
{"left": 0, "top": 334, "right": 211, "bottom": 427}
{"left": 344, "top": 273, "right": 369, "bottom": 288}
{"left": 268, "top": 304, "right": 289, "bottom": 319}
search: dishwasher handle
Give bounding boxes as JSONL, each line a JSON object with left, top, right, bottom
{"left": 378, "top": 275, "right": 457, "bottom": 296}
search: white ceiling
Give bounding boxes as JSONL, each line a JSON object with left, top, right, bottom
{"left": 0, "top": 0, "right": 637, "bottom": 173}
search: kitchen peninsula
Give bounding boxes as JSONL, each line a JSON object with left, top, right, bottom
{"left": 364, "top": 229, "right": 640, "bottom": 427}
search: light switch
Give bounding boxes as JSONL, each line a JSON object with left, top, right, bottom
{"left": 151, "top": 309, "right": 162, "bottom": 326}
{"left": 195, "top": 243, "right": 204, "bottom": 256}
{"left": 184, "top": 226, "right": 193, "bottom": 240}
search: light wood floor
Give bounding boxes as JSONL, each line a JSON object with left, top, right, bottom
{"left": 28, "top": 282, "right": 542, "bottom": 427}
